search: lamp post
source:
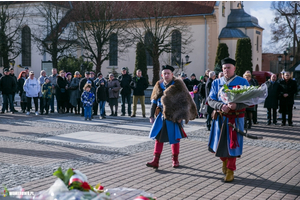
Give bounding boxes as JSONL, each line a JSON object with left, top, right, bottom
{"left": 277, "top": 49, "right": 294, "bottom": 71}
{"left": 176, "top": 54, "right": 191, "bottom": 72}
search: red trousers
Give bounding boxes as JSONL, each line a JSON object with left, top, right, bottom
{"left": 154, "top": 140, "right": 179, "bottom": 155}
{"left": 220, "top": 157, "right": 236, "bottom": 171}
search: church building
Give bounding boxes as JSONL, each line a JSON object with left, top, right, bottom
{"left": 1, "top": 1, "right": 263, "bottom": 83}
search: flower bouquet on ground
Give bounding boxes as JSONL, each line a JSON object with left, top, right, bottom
{"left": 219, "top": 83, "right": 268, "bottom": 106}
{"left": 32, "top": 167, "right": 110, "bottom": 200}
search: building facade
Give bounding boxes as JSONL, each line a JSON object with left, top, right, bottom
{"left": 1, "top": 1, "right": 263, "bottom": 84}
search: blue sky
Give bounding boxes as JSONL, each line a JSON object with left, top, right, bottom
{"left": 243, "top": 1, "right": 277, "bottom": 53}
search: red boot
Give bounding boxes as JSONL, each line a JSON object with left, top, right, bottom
{"left": 172, "top": 154, "right": 179, "bottom": 168}
{"left": 146, "top": 153, "right": 160, "bottom": 169}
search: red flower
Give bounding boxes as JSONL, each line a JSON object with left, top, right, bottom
{"left": 98, "top": 185, "right": 104, "bottom": 190}
{"left": 233, "top": 85, "right": 241, "bottom": 89}
{"left": 81, "top": 182, "right": 91, "bottom": 190}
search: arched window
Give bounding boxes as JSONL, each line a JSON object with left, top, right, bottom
{"left": 255, "top": 64, "right": 259, "bottom": 71}
{"left": 22, "top": 26, "right": 31, "bottom": 67}
{"left": 171, "top": 30, "right": 181, "bottom": 66}
{"left": 256, "top": 36, "right": 259, "bottom": 52}
{"left": 144, "top": 32, "right": 153, "bottom": 66}
{"left": 109, "top": 33, "right": 118, "bottom": 66}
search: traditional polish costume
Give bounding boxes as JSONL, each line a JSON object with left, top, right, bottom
{"left": 207, "top": 57, "right": 249, "bottom": 182}
{"left": 147, "top": 65, "right": 197, "bottom": 169}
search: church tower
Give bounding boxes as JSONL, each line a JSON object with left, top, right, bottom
{"left": 219, "top": 1, "right": 264, "bottom": 71}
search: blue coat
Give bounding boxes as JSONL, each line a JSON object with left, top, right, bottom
{"left": 208, "top": 76, "right": 249, "bottom": 157}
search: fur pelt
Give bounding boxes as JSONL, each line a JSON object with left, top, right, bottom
{"left": 151, "top": 78, "right": 198, "bottom": 124}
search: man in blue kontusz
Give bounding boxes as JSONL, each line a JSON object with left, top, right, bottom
{"left": 207, "top": 57, "right": 249, "bottom": 182}
{"left": 146, "top": 65, "right": 197, "bottom": 169}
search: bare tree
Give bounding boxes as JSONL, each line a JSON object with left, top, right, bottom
{"left": 270, "top": 1, "right": 300, "bottom": 54}
{"left": 74, "top": 1, "right": 131, "bottom": 74}
{"left": 127, "top": 1, "right": 193, "bottom": 84}
{"left": 32, "top": 2, "right": 77, "bottom": 69}
{"left": 0, "top": 2, "right": 26, "bottom": 68}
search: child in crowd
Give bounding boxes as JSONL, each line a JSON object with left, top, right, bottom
{"left": 81, "top": 84, "right": 95, "bottom": 120}
{"left": 42, "top": 77, "right": 52, "bottom": 115}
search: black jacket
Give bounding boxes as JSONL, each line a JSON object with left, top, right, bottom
{"left": 118, "top": 73, "right": 132, "bottom": 95}
{"left": 183, "top": 78, "right": 191, "bottom": 91}
{"left": 190, "top": 79, "right": 200, "bottom": 91}
{"left": 205, "top": 78, "right": 214, "bottom": 99}
{"left": 0, "top": 75, "right": 16, "bottom": 94}
{"left": 17, "top": 78, "right": 26, "bottom": 95}
{"left": 130, "top": 76, "right": 148, "bottom": 96}
{"left": 10, "top": 73, "right": 18, "bottom": 92}
{"left": 96, "top": 79, "right": 108, "bottom": 102}
{"left": 278, "top": 79, "right": 297, "bottom": 105}
{"left": 197, "top": 81, "right": 206, "bottom": 98}
{"left": 56, "top": 76, "right": 68, "bottom": 101}
{"left": 264, "top": 80, "right": 279, "bottom": 109}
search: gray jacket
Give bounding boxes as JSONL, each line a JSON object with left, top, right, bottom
{"left": 48, "top": 74, "right": 57, "bottom": 94}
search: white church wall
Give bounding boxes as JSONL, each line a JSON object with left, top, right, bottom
{"left": 91, "top": 18, "right": 208, "bottom": 84}
{"left": 11, "top": 2, "right": 71, "bottom": 78}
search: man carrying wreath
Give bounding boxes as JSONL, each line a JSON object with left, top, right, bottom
{"left": 207, "top": 57, "right": 249, "bottom": 182}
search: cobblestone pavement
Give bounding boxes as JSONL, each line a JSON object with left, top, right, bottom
{"left": 0, "top": 101, "right": 300, "bottom": 199}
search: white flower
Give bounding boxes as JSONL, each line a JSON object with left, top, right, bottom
{"left": 73, "top": 170, "right": 88, "bottom": 182}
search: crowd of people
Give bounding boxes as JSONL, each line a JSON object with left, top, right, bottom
{"left": 0, "top": 67, "right": 149, "bottom": 120}
{"left": 0, "top": 64, "right": 297, "bottom": 126}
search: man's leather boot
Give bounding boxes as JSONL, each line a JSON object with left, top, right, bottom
{"left": 146, "top": 153, "right": 160, "bottom": 169}
{"left": 172, "top": 154, "right": 179, "bottom": 168}
{"left": 224, "top": 169, "right": 234, "bottom": 182}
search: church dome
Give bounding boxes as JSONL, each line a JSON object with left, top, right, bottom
{"left": 226, "top": 8, "right": 264, "bottom": 29}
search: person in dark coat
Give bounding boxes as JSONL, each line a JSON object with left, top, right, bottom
{"left": 0, "top": 68, "right": 17, "bottom": 113}
{"left": 65, "top": 72, "right": 73, "bottom": 113}
{"left": 189, "top": 73, "right": 200, "bottom": 91}
{"left": 17, "top": 71, "right": 27, "bottom": 112}
{"left": 197, "top": 76, "right": 206, "bottom": 118}
{"left": 118, "top": 67, "right": 132, "bottom": 116}
{"left": 95, "top": 72, "right": 108, "bottom": 119}
{"left": 130, "top": 69, "right": 148, "bottom": 117}
{"left": 79, "top": 71, "right": 95, "bottom": 116}
{"left": 56, "top": 70, "right": 68, "bottom": 114}
{"left": 69, "top": 71, "right": 81, "bottom": 114}
{"left": 278, "top": 71, "right": 297, "bottom": 126}
{"left": 264, "top": 74, "right": 279, "bottom": 125}
{"left": 9, "top": 68, "right": 18, "bottom": 112}
{"left": 108, "top": 73, "right": 121, "bottom": 116}
{"left": 205, "top": 71, "right": 216, "bottom": 131}
{"left": 243, "top": 72, "right": 257, "bottom": 129}
{"left": 180, "top": 72, "right": 191, "bottom": 91}
{"left": 189, "top": 73, "right": 200, "bottom": 118}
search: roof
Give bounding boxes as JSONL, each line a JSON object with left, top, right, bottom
{"left": 219, "top": 28, "right": 248, "bottom": 39}
{"left": 226, "top": 8, "right": 264, "bottom": 30}
{"left": 287, "top": 61, "right": 300, "bottom": 72}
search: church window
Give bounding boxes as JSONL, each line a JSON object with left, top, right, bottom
{"left": 22, "top": 26, "right": 31, "bottom": 67}
{"left": 109, "top": 33, "right": 118, "bottom": 66}
{"left": 256, "top": 36, "right": 259, "bottom": 52}
{"left": 144, "top": 32, "right": 153, "bottom": 66}
{"left": 222, "top": 2, "right": 225, "bottom": 17}
{"left": 171, "top": 30, "right": 181, "bottom": 66}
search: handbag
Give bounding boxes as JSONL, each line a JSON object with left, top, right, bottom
{"left": 200, "top": 103, "right": 207, "bottom": 114}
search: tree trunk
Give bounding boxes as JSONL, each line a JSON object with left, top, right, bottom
{"left": 96, "top": 53, "right": 101, "bottom": 74}
{"left": 52, "top": 52, "right": 58, "bottom": 69}
{"left": 152, "top": 54, "right": 160, "bottom": 85}
{"left": 3, "top": 52, "right": 9, "bottom": 69}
